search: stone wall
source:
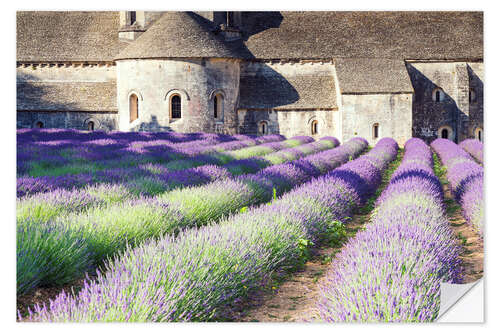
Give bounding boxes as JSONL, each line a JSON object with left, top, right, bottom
{"left": 406, "top": 62, "right": 474, "bottom": 143}
{"left": 237, "top": 109, "right": 337, "bottom": 138}
{"left": 116, "top": 58, "right": 240, "bottom": 134}
{"left": 341, "top": 93, "right": 413, "bottom": 147}
{"left": 17, "top": 111, "right": 117, "bottom": 130}
{"left": 16, "top": 64, "right": 118, "bottom": 130}
{"left": 467, "top": 62, "right": 484, "bottom": 140}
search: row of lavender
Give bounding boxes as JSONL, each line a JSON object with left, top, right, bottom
{"left": 17, "top": 129, "right": 258, "bottom": 177}
{"left": 18, "top": 130, "right": 288, "bottom": 178}
{"left": 431, "top": 138, "right": 484, "bottom": 236}
{"left": 318, "top": 138, "right": 462, "bottom": 322}
{"left": 17, "top": 136, "right": 338, "bottom": 225}
{"left": 17, "top": 137, "right": 340, "bottom": 295}
{"left": 17, "top": 128, "right": 242, "bottom": 143}
{"left": 459, "top": 139, "right": 483, "bottom": 164}
{"left": 17, "top": 134, "right": 299, "bottom": 197}
{"left": 24, "top": 138, "right": 400, "bottom": 322}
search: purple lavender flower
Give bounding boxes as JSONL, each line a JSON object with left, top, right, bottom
{"left": 432, "top": 138, "right": 483, "bottom": 236}
{"left": 317, "top": 138, "right": 462, "bottom": 322}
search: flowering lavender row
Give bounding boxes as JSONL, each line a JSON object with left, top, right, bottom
{"left": 17, "top": 128, "right": 248, "bottom": 144}
{"left": 17, "top": 137, "right": 339, "bottom": 225}
{"left": 459, "top": 138, "right": 483, "bottom": 164}
{"left": 16, "top": 137, "right": 341, "bottom": 295}
{"left": 18, "top": 130, "right": 283, "bottom": 177}
{"left": 23, "top": 138, "right": 399, "bottom": 322}
{"left": 317, "top": 138, "right": 462, "bottom": 322}
{"left": 17, "top": 134, "right": 289, "bottom": 197}
{"left": 431, "top": 138, "right": 484, "bottom": 236}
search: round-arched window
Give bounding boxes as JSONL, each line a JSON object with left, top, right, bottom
{"left": 372, "top": 123, "right": 379, "bottom": 139}
{"left": 129, "top": 93, "right": 139, "bottom": 123}
{"left": 258, "top": 121, "right": 268, "bottom": 135}
{"left": 214, "top": 94, "right": 223, "bottom": 120}
{"left": 438, "top": 126, "right": 453, "bottom": 140}
{"left": 35, "top": 121, "right": 43, "bottom": 129}
{"left": 475, "top": 127, "right": 483, "bottom": 142}
{"left": 311, "top": 120, "right": 319, "bottom": 135}
{"left": 87, "top": 121, "right": 95, "bottom": 131}
{"left": 171, "top": 95, "right": 182, "bottom": 119}
{"left": 433, "top": 88, "right": 445, "bottom": 102}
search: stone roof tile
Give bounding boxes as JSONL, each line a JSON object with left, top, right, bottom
{"left": 17, "top": 81, "right": 117, "bottom": 112}
{"left": 17, "top": 11, "right": 128, "bottom": 62}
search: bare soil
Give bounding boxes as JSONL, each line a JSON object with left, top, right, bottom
{"left": 441, "top": 182, "right": 484, "bottom": 283}
{"left": 227, "top": 150, "right": 403, "bottom": 322}
{"left": 16, "top": 277, "right": 88, "bottom": 320}
{"left": 229, "top": 213, "right": 371, "bottom": 322}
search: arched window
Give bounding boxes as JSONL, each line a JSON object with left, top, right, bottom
{"left": 469, "top": 88, "right": 476, "bottom": 104}
{"left": 475, "top": 127, "right": 483, "bottom": 142}
{"left": 311, "top": 120, "right": 319, "bottom": 135}
{"left": 87, "top": 121, "right": 95, "bottom": 131}
{"left": 171, "top": 95, "right": 182, "bottom": 119}
{"left": 258, "top": 121, "right": 268, "bottom": 135}
{"left": 433, "top": 88, "right": 444, "bottom": 102}
{"left": 214, "top": 94, "right": 223, "bottom": 120}
{"left": 438, "top": 126, "right": 453, "bottom": 141}
{"left": 373, "top": 123, "right": 379, "bottom": 139}
{"left": 129, "top": 94, "right": 139, "bottom": 123}
{"left": 35, "top": 121, "right": 43, "bottom": 129}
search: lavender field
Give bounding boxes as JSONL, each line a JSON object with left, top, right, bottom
{"left": 16, "top": 129, "right": 484, "bottom": 322}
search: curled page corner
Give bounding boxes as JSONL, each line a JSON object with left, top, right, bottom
{"left": 437, "top": 278, "right": 484, "bottom": 322}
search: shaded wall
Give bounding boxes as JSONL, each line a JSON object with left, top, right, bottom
{"left": 16, "top": 64, "right": 118, "bottom": 130}
{"left": 406, "top": 62, "right": 480, "bottom": 143}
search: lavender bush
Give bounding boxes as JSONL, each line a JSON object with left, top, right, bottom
{"left": 459, "top": 138, "right": 483, "bottom": 164}
{"left": 17, "top": 129, "right": 283, "bottom": 178}
{"left": 431, "top": 138, "right": 484, "bottom": 236}
{"left": 317, "top": 138, "right": 462, "bottom": 322}
{"left": 16, "top": 137, "right": 344, "bottom": 295}
{"left": 17, "top": 134, "right": 287, "bottom": 197}
{"left": 24, "top": 138, "right": 401, "bottom": 322}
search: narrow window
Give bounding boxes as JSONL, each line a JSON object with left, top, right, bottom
{"left": 478, "top": 130, "right": 482, "bottom": 142}
{"left": 373, "top": 123, "right": 379, "bottom": 139}
{"left": 215, "top": 94, "right": 223, "bottom": 120}
{"left": 171, "top": 95, "right": 182, "bottom": 119}
{"left": 214, "top": 96, "right": 218, "bottom": 118}
{"left": 469, "top": 88, "right": 476, "bottom": 104}
{"left": 130, "top": 11, "right": 136, "bottom": 25}
{"left": 311, "top": 120, "right": 318, "bottom": 135}
{"left": 433, "top": 88, "right": 444, "bottom": 102}
{"left": 129, "top": 94, "right": 139, "bottom": 123}
{"left": 259, "top": 121, "right": 268, "bottom": 135}
{"left": 35, "top": 121, "right": 43, "bottom": 128}
{"left": 441, "top": 128, "right": 449, "bottom": 139}
{"left": 87, "top": 121, "right": 95, "bottom": 131}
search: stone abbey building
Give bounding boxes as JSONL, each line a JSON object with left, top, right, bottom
{"left": 16, "top": 11, "right": 483, "bottom": 145}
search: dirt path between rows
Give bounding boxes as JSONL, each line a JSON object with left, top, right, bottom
{"left": 441, "top": 182, "right": 484, "bottom": 283}
{"left": 433, "top": 153, "right": 484, "bottom": 284}
{"left": 228, "top": 151, "right": 404, "bottom": 322}
{"left": 229, "top": 212, "right": 372, "bottom": 322}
